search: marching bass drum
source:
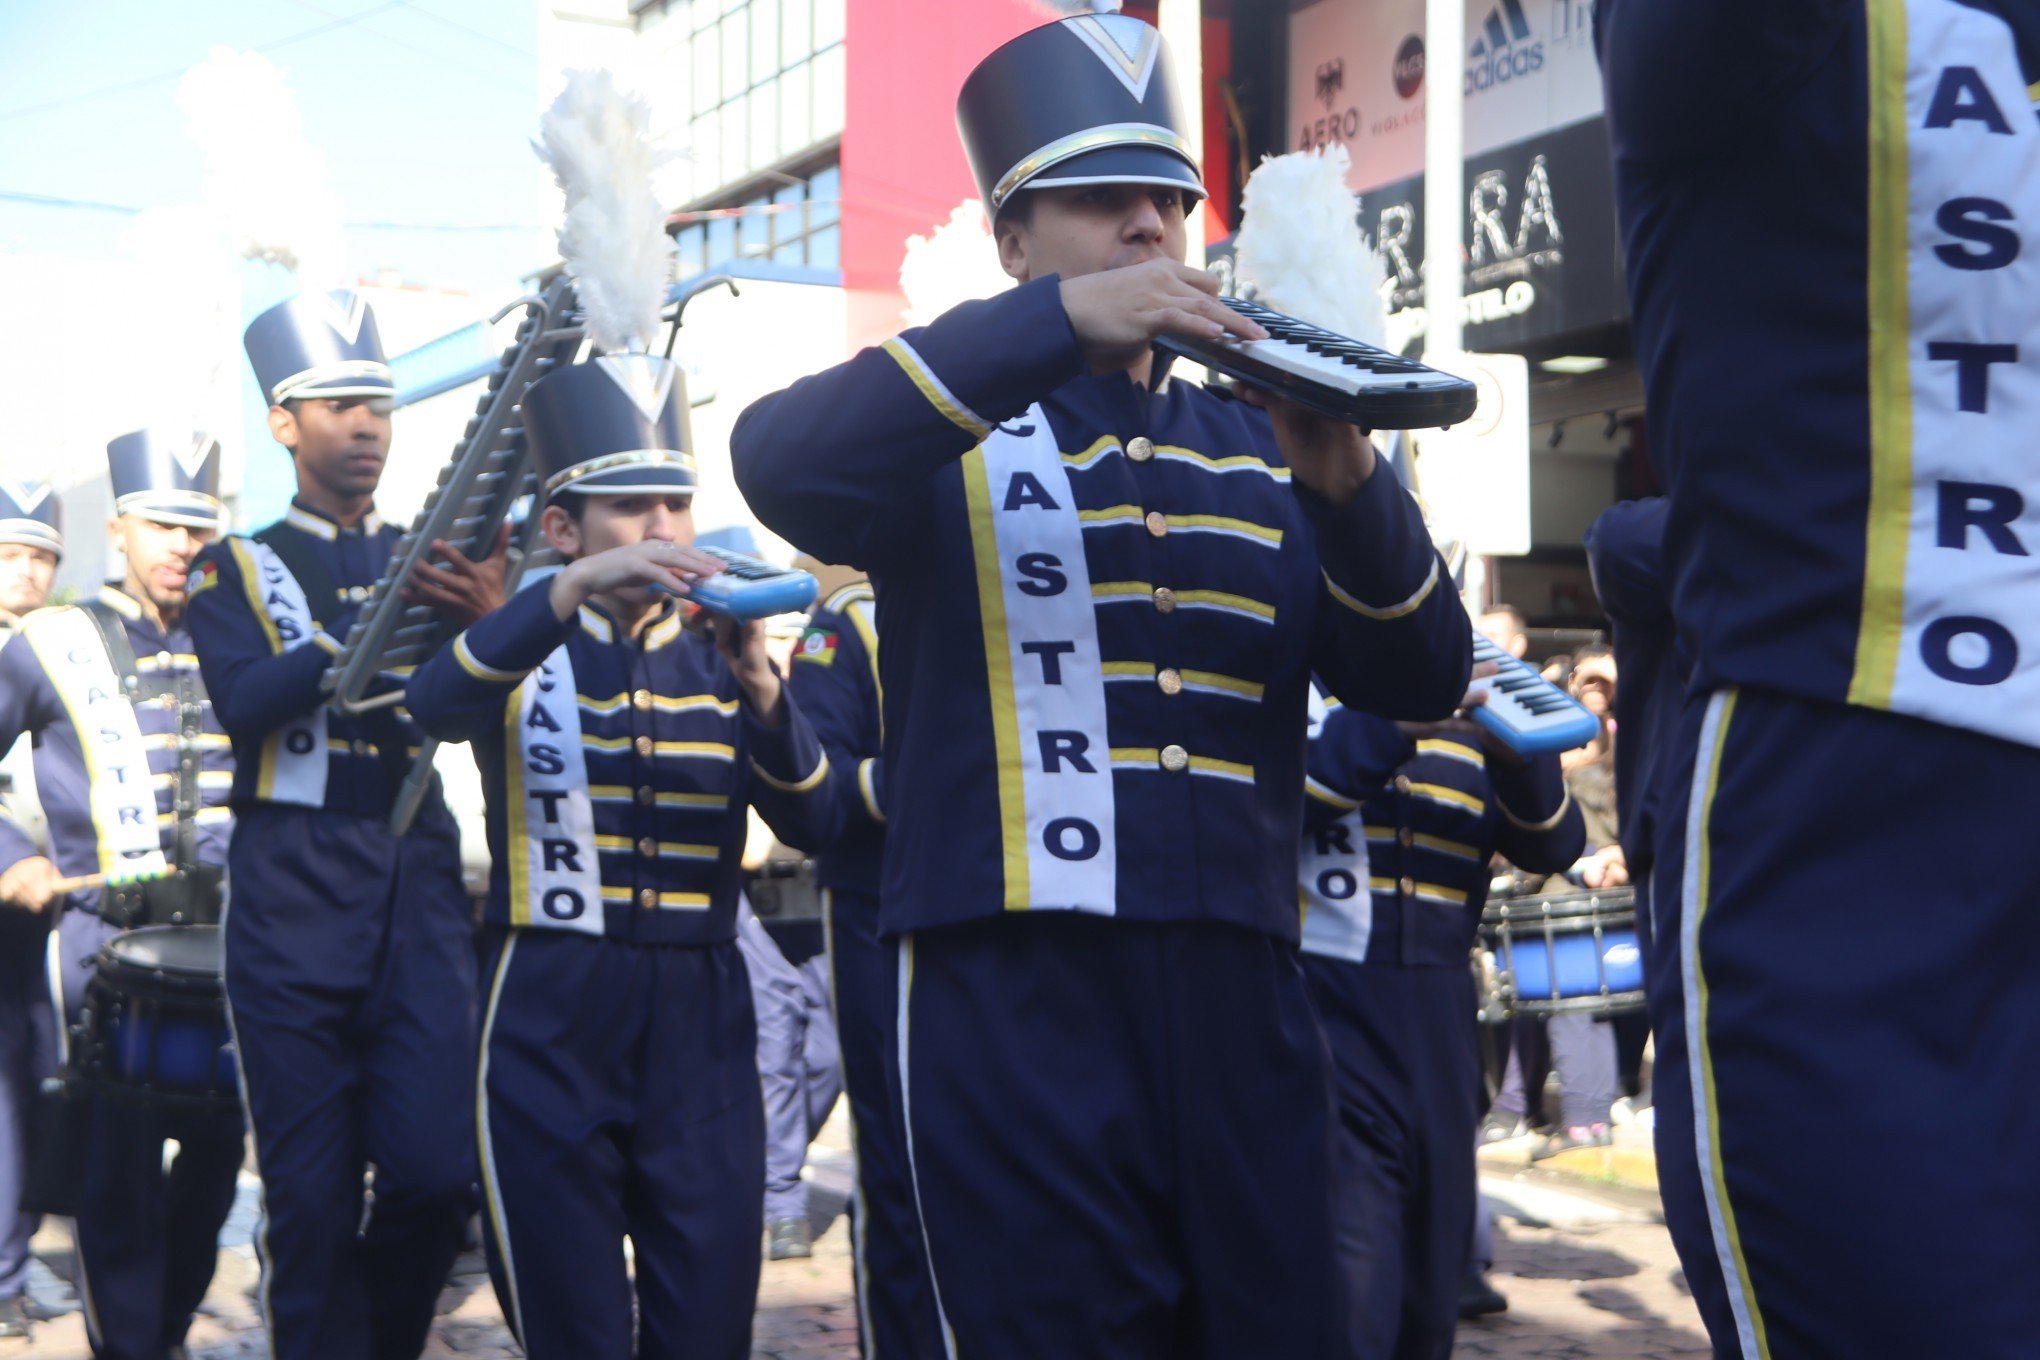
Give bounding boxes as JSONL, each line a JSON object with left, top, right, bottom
{"left": 76, "top": 924, "right": 239, "bottom": 1111}
{"left": 1479, "top": 888, "right": 1646, "bottom": 1019}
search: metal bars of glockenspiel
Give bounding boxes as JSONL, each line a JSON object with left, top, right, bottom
{"left": 321, "top": 276, "right": 588, "bottom": 712}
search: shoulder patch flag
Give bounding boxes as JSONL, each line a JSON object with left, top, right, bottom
{"left": 187, "top": 559, "right": 220, "bottom": 598}
{"left": 794, "top": 627, "right": 839, "bottom": 666}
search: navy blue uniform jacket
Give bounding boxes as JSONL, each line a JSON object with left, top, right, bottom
{"left": 733, "top": 276, "right": 1470, "bottom": 942}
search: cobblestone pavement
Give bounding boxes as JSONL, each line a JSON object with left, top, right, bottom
{"left": 9, "top": 1145, "right": 1706, "bottom": 1359}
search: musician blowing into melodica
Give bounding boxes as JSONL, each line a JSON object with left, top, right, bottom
{"left": 731, "top": 13, "right": 1469, "bottom": 1356}
{"left": 405, "top": 71, "right": 846, "bottom": 1360}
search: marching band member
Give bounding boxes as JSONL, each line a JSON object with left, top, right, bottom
{"left": 1299, "top": 685, "right": 1581, "bottom": 1359}
{"left": 0, "top": 436, "right": 242, "bottom": 1360}
{"left": 786, "top": 580, "right": 946, "bottom": 1356}
{"left": 1600, "top": 3, "right": 2040, "bottom": 1354}
{"left": 731, "top": 14, "right": 1469, "bottom": 1355}
{"left": 185, "top": 292, "right": 496, "bottom": 1360}
{"left": 406, "top": 353, "right": 840, "bottom": 1360}
{"left": 0, "top": 484, "right": 59, "bottom": 636}
{"left": 0, "top": 482, "right": 60, "bottom": 1342}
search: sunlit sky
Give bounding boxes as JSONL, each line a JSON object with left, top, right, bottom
{"left": 0, "top": 0, "right": 549, "bottom": 297}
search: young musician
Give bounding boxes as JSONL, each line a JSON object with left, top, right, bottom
{"left": 0, "top": 436, "right": 243, "bottom": 1359}
{"left": 0, "top": 483, "right": 60, "bottom": 1341}
{"left": 731, "top": 14, "right": 1469, "bottom": 1354}
{"left": 186, "top": 292, "right": 498, "bottom": 1360}
{"left": 786, "top": 579, "right": 946, "bottom": 1355}
{"left": 1299, "top": 684, "right": 1580, "bottom": 1359}
{"left": 406, "top": 352, "right": 840, "bottom": 1360}
{"left": 1600, "top": 5, "right": 2040, "bottom": 1354}
{"left": 0, "top": 486, "right": 59, "bottom": 633}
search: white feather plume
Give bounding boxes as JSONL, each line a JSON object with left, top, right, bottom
{"left": 535, "top": 71, "right": 676, "bottom": 354}
{"left": 1232, "top": 144, "right": 1387, "bottom": 348}
{"left": 898, "top": 200, "right": 1014, "bottom": 327}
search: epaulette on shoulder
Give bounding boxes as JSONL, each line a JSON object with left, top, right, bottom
{"left": 15, "top": 602, "right": 80, "bottom": 636}
{"left": 823, "top": 581, "right": 874, "bottom": 614}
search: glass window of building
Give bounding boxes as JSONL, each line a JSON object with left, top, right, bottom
{"left": 669, "top": 157, "right": 843, "bottom": 274}
{"left": 635, "top": 0, "right": 846, "bottom": 197}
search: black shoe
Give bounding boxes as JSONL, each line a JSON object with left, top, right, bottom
{"left": 1459, "top": 1271, "right": 1509, "bottom": 1319}
{"left": 0, "top": 1294, "right": 31, "bottom": 1340}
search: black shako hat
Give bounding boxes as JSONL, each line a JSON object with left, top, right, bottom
{"left": 957, "top": 12, "right": 1205, "bottom": 218}
{"left": 106, "top": 429, "right": 224, "bottom": 529}
{"left": 0, "top": 481, "right": 62, "bottom": 557}
{"left": 244, "top": 289, "right": 395, "bottom": 407}
{"left": 524, "top": 353, "right": 697, "bottom": 500}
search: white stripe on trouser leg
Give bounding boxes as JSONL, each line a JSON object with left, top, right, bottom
{"left": 1679, "top": 689, "right": 1761, "bottom": 1359}
{"left": 822, "top": 896, "right": 877, "bottom": 1358}
{"left": 218, "top": 886, "right": 281, "bottom": 1360}
{"left": 476, "top": 934, "right": 526, "bottom": 1346}
{"left": 47, "top": 927, "right": 103, "bottom": 1349}
{"left": 896, "top": 937, "right": 958, "bottom": 1360}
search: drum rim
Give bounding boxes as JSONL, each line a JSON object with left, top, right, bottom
{"left": 96, "top": 924, "right": 225, "bottom": 987}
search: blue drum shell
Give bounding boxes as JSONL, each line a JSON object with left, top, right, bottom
{"left": 1508, "top": 929, "right": 1644, "bottom": 1001}
{"left": 107, "top": 1002, "right": 235, "bottom": 1094}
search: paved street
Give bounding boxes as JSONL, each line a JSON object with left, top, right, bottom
{"left": 8, "top": 1115, "right": 1707, "bottom": 1359}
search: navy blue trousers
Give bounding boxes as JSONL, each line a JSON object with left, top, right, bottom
{"left": 826, "top": 889, "right": 943, "bottom": 1359}
{"left": 223, "top": 805, "right": 476, "bottom": 1360}
{"left": 1304, "top": 958, "right": 1481, "bottom": 1360}
{"left": 54, "top": 910, "right": 243, "bottom": 1360}
{"left": 900, "top": 914, "right": 1336, "bottom": 1360}
{"left": 1653, "top": 688, "right": 2040, "bottom": 1359}
{"left": 0, "top": 909, "right": 50, "bottom": 1302}
{"left": 476, "top": 928, "right": 763, "bottom": 1360}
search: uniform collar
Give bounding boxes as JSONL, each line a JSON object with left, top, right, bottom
{"left": 285, "top": 499, "right": 386, "bottom": 541}
{"left": 578, "top": 598, "right": 684, "bottom": 651}
{"left": 96, "top": 584, "right": 143, "bottom": 619}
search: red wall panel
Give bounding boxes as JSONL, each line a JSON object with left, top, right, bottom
{"left": 840, "top": 0, "right": 1049, "bottom": 349}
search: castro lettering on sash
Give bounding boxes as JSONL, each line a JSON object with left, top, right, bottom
{"left": 505, "top": 647, "right": 602, "bottom": 934}
{"left": 1299, "top": 685, "right": 1373, "bottom": 962}
{"left": 1862, "top": 1, "right": 2040, "bottom": 745}
{"left": 23, "top": 609, "right": 169, "bottom": 879}
{"left": 976, "top": 405, "right": 1118, "bottom": 912}
{"left": 239, "top": 539, "right": 329, "bottom": 806}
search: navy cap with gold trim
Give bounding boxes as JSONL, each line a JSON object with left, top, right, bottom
{"left": 525, "top": 354, "right": 697, "bottom": 500}
{"left": 243, "top": 289, "right": 394, "bottom": 407}
{"left": 107, "top": 429, "right": 224, "bottom": 529}
{"left": 957, "top": 13, "right": 1204, "bottom": 218}
{"left": 0, "top": 481, "right": 62, "bottom": 558}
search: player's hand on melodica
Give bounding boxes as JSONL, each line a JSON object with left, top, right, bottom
{"left": 1059, "top": 259, "right": 1267, "bottom": 375}
{"left": 709, "top": 614, "right": 786, "bottom": 726}
{"left": 549, "top": 540, "right": 725, "bottom": 620}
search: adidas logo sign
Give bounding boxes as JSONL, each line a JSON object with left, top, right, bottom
{"left": 1465, "top": 0, "right": 1543, "bottom": 92}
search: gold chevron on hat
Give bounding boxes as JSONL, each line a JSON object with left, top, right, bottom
{"left": 0, "top": 481, "right": 52, "bottom": 516}
{"left": 596, "top": 354, "right": 678, "bottom": 424}
{"left": 169, "top": 433, "right": 215, "bottom": 481}
{"left": 1066, "top": 15, "right": 1162, "bottom": 101}
{"left": 319, "top": 291, "right": 368, "bottom": 345}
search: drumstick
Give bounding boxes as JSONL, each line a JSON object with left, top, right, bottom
{"left": 52, "top": 872, "right": 105, "bottom": 895}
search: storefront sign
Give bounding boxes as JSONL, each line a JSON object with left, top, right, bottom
{"left": 1287, "top": 0, "right": 1603, "bottom": 193}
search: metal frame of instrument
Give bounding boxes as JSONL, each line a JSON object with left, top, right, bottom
{"left": 319, "top": 272, "right": 740, "bottom": 833}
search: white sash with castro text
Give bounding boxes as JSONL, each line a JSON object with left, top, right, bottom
{"left": 24, "top": 608, "right": 168, "bottom": 879}
{"left": 510, "top": 646, "right": 602, "bottom": 934}
{"left": 1298, "top": 686, "right": 1374, "bottom": 964}
{"left": 241, "top": 540, "right": 329, "bottom": 807}
{"left": 980, "top": 405, "right": 1117, "bottom": 912}
{"left": 1882, "top": 2, "right": 2040, "bottom": 745}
